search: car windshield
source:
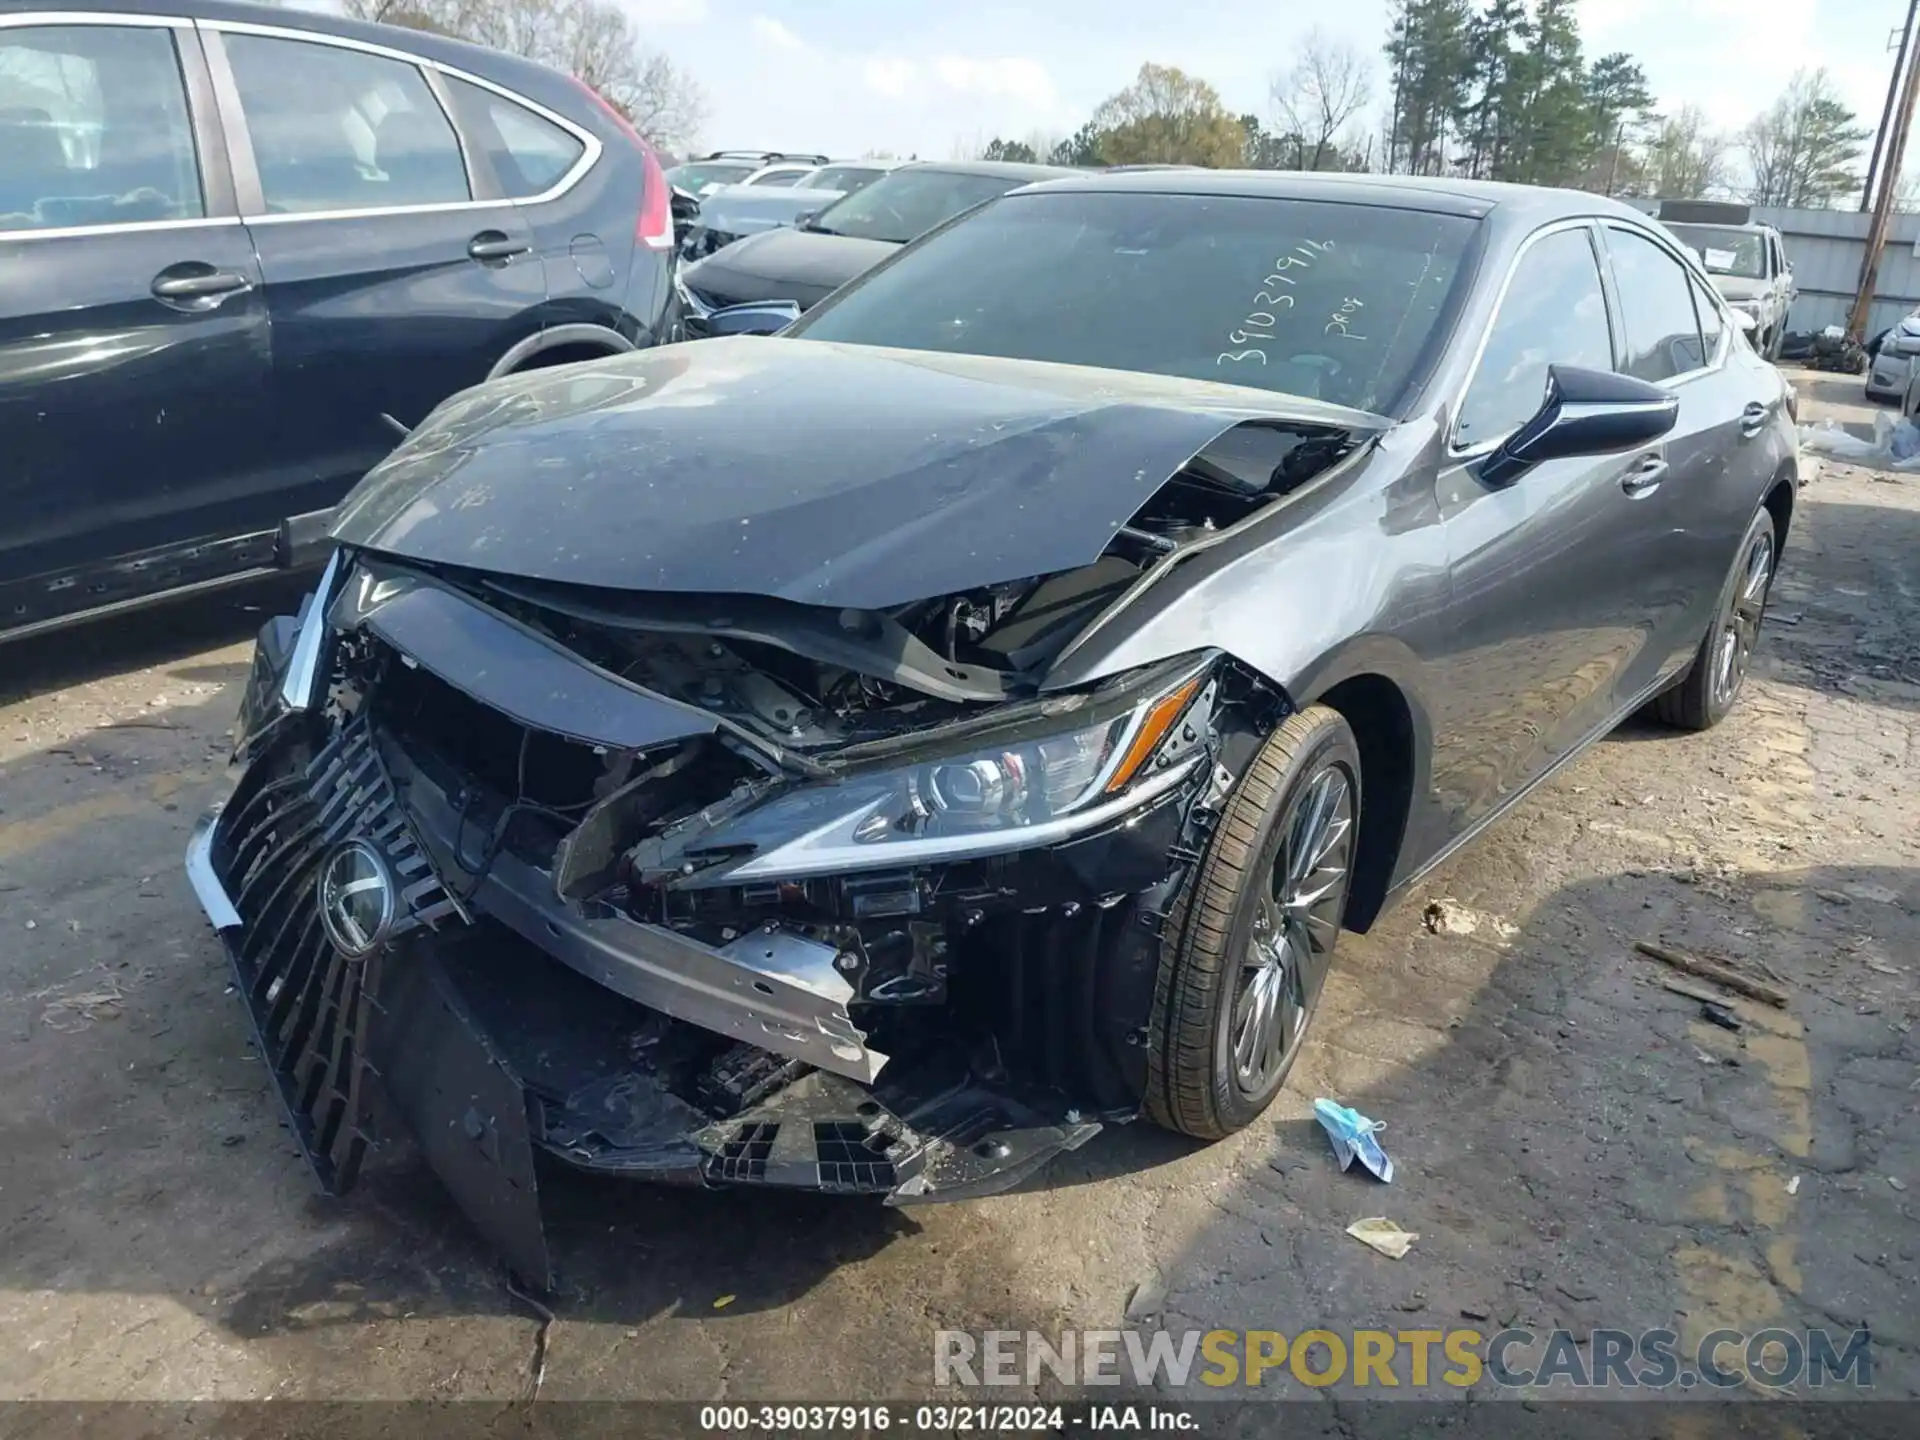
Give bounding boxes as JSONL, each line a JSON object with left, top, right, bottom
{"left": 1666, "top": 224, "right": 1767, "bottom": 280}
{"left": 807, "top": 168, "right": 1030, "bottom": 243}
{"left": 748, "top": 169, "right": 806, "bottom": 187}
{"left": 666, "top": 161, "right": 755, "bottom": 191}
{"left": 789, "top": 191, "right": 1479, "bottom": 415}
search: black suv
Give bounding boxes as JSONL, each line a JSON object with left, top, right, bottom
{"left": 0, "top": 0, "right": 678, "bottom": 640}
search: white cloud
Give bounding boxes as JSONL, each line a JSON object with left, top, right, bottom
{"left": 750, "top": 16, "right": 806, "bottom": 53}
{"left": 617, "top": 0, "right": 709, "bottom": 24}
{"left": 863, "top": 56, "right": 919, "bottom": 101}
{"left": 931, "top": 56, "right": 1058, "bottom": 111}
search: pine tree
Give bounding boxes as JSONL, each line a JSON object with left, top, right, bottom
{"left": 1583, "top": 52, "right": 1654, "bottom": 192}
{"left": 1459, "top": 0, "right": 1529, "bottom": 179}
{"left": 1384, "top": 0, "right": 1474, "bottom": 174}
{"left": 1511, "top": 0, "right": 1587, "bottom": 186}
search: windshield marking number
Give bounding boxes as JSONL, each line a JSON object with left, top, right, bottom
{"left": 1219, "top": 241, "right": 1333, "bottom": 370}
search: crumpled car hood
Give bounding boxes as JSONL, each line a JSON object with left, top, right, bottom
{"left": 330, "top": 338, "right": 1385, "bottom": 610}
{"left": 1712, "top": 276, "right": 1767, "bottom": 303}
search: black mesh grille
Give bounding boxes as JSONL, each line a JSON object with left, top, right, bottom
{"left": 210, "top": 718, "right": 460, "bottom": 1192}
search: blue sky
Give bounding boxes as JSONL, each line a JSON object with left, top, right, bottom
{"left": 622, "top": 0, "right": 1907, "bottom": 165}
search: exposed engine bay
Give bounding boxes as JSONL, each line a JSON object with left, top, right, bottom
{"left": 189, "top": 411, "right": 1357, "bottom": 1285}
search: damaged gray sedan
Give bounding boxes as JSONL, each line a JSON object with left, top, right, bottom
{"left": 187, "top": 172, "right": 1797, "bottom": 1284}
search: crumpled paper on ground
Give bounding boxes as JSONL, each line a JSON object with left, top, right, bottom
{"left": 1799, "top": 412, "right": 1920, "bottom": 470}
{"left": 1346, "top": 1217, "right": 1418, "bottom": 1259}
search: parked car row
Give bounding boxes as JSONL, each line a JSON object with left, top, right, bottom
{"left": 675, "top": 159, "right": 1075, "bottom": 329}
{"left": 678, "top": 159, "right": 899, "bottom": 260}
{"left": 662, "top": 149, "right": 829, "bottom": 198}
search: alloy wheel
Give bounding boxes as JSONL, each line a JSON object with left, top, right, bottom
{"left": 1230, "top": 762, "right": 1355, "bottom": 1096}
{"left": 1712, "top": 528, "right": 1774, "bottom": 709}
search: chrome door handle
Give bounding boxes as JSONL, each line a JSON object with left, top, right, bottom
{"left": 1621, "top": 455, "right": 1668, "bottom": 497}
{"left": 151, "top": 266, "right": 253, "bottom": 308}
{"left": 1740, "top": 401, "right": 1770, "bottom": 437}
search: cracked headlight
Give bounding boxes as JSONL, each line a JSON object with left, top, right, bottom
{"left": 232, "top": 549, "right": 344, "bottom": 760}
{"left": 673, "top": 267, "right": 711, "bottom": 317}
{"left": 681, "top": 658, "right": 1213, "bottom": 882}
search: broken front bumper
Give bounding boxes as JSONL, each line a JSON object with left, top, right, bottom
{"left": 186, "top": 708, "right": 1113, "bottom": 1286}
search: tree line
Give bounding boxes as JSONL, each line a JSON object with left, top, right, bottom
{"left": 336, "top": 0, "right": 1876, "bottom": 209}
{"left": 977, "top": 1, "right": 1877, "bottom": 209}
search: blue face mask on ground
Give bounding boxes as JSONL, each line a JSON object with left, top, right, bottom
{"left": 1314, "top": 1097, "right": 1394, "bottom": 1184}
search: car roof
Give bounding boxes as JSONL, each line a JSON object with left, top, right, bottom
{"left": 1, "top": 0, "right": 580, "bottom": 103}
{"left": 1661, "top": 218, "right": 1777, "bottom": 233}
{"left": 899, "top": 160, "right": 1082, "bottom": 182}
{"left": 1012, "top": 168, "right": 1661, "bottom": 225}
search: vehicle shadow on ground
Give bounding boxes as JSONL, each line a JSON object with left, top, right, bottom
{"left": 0, "top": 647, "right": 1911, "bottom": 1403}
{"left": 162, "top": 855, "right": 1920, "bottom": 1408}
{"left": 1087, "top": 856, "right": 1918, "bottom": 1418}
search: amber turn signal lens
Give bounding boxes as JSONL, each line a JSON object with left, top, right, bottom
{"left": 1104, "top": 677, "right": 1202, "bottom": 794}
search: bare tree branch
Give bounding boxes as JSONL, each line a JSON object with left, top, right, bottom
{"left": 1271, "top": 28, "right": 1373, "bottom": 171}
{"left": 344, "top": 0, "right": 705, "bottom": 153}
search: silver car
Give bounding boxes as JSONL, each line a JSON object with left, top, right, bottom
{"left": 683, "top": 161, "right": 899, "bottom": 259}
{"left": 1662, "top": 220, "right": 1796, "bottom": 360}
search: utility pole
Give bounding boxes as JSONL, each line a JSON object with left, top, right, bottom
{"left": 1864, "top": 0, "right": 1920, "bottom": 213}
{"left": 1851, "top": 2, "right": 1920, "bottom": 339}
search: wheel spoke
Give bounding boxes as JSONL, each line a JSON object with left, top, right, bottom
{"left": 1290, "top": 772, "right": 1338, "bottom": 886}
{"left": 1742, "top": 540, "right": 1772, "bottom": 602}
{"left": 1300, "top": 908, "right": 1341, "bottom": 950}
{"left": 1291, "top": 865, "right": 1348, "bottom": 913}
{"left": 1264, "top": 984, "right": 1288, "bottom": 1075}
{"left": 1309, "top": 813, "right": 1352, "bottom": 870}
{"left": 1232, "top": 978, "right": 1261, "bottom": 1073}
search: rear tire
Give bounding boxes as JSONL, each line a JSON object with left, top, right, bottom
{"left": 1649, "top": 506, "right": 1778, "bottom": 731}
{"left": 1145, "top": 705, "right": 1361, "bottom": 1140}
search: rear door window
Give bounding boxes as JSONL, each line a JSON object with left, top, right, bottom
{"left": 445, "top": 77, "right": 584, "bottom": 199}
{"left": 0, "top": 23, "right": 203, "bottom": 231}
{"left": 1456, "top": 226, "right": 1614, "bottom": 448}
{"left": 1606, "top": 226, "right": 1708, "bottom": 382}
{"left": 223, "top": 33, "right": 469, "bottom": 214}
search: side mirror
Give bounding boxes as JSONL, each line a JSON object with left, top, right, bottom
{"left": 1481, "top": 364, "right": 1677, "bottom": 488}
{"left": 1732, "top": 310, "right": 1758, "bottom": 336}
{"left": 792, "top": 210, "right": 816, "bottom": 227}
{"left": 702, "top": 299, "right": 802, "bottom": 337}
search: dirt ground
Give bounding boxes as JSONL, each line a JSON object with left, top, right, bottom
{"left": 0, "top": 368, "right": 1914, "bottom": 1418}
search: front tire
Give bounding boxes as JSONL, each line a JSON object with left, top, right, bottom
{"left": 1650, "top": 506, "right": 1778, "bottom": 731}
{"left": 1145, "top": 705, "right": 1361, "bottom": 1140}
